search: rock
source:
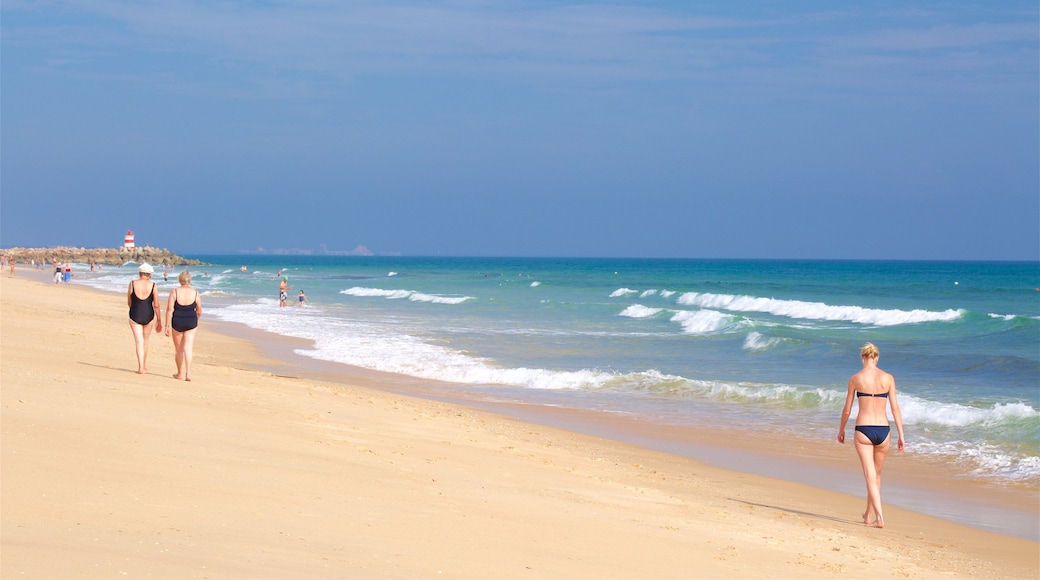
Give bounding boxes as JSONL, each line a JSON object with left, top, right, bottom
{"left": 0, "top": 246, "right": 205, "bottom": 267}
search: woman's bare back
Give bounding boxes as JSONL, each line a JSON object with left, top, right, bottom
{"left": 850, "top": 366, "right": 894, "bottom": 425}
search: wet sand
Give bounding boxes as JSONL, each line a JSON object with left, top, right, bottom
{"left": 2, "top": 273, "right": 1037, "bottom": 578}
{"left": 216, "top": 308, "right": 1040, "bottom": 541}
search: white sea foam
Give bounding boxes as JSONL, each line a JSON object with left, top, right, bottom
{"left": 210, "top": 301, "right": 623, "bottom": 390}
{"left": 619, "top": 304, "right": 663, "bottom": 318}
{"left": 640, "top": 289, "right": 658, "bottom": 298}
{"left": 660, "top": 290, "right": 676, "bottom": 298}
{"left": 912, "top": 440, "right": 1040, "bottom": 481}
{"left": 641, "top": 378, "right": 847, "bottom": 408}
{"left": 342, "top": 287, "right": 412, "bottom": 299}
{"left": 341, "top": 286, "right": 473, "bottom": 304}
{"left": 743, "top": 331, "right": 782, "bottom": 351}
{"left": 387, "top": 271, "right": 398, "bottom": 277}
{"left": 676, "top": 292, "right": 963, "bottom": 326}
{"left": 530, "top": 281, "right": 541, "bottom": 287}
{"left": 670, "top": 309, "right": 736, "bottom": 334}
{"left": 899, "top": 397, "right": 1038, "bottom": 428}
{"left": 409, "top": 292, "right": 473, "bottom": 305}
{"left": 610, "top": 288, "right": 638, "bottom": 298}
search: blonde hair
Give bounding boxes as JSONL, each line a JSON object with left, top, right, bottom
{"left": 178, "top": 270, "right": 191, "bottom": 285}
{"left": 860, "top": 342, "right": 879, "bottom": 359}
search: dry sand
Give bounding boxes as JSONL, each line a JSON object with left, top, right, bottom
{"left": 2, "top": 273, "right": 1037, "bottom": 578}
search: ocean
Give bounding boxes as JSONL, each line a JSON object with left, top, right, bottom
{"left": 74, "top": 256, "right": 1039, "bottom": 537}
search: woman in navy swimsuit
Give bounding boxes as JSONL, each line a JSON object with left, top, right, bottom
{"left": 837, "top": 343, "right": 905, "bottom": 528}
{"left": 127, "top": 263, "right": 162, "bottom": 374}
{"left": 164, "top": 270, "right": 202, "bottom": 381}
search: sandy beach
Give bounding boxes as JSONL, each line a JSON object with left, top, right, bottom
{"left": 2, "top": 272, "right": 1037, "bottom": 578}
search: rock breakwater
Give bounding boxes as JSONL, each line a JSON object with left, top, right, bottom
{"left": 1, "top": 246, "right": 204, "bottom": 267}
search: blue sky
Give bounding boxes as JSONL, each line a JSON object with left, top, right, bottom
{"left": 2, "top": 1, "right": 1037, "bottom": 259}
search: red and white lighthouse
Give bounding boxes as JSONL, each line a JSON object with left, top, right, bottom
{"left": 123, "top": 230, "right": 135, "bottom": 249}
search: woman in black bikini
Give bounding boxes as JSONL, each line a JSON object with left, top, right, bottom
{"left": 127, "top": 263, "right": 162, "bottom": 374}
{"left": 164, "top": 270, "right": 202, "bottom": 381}
{"left": 837, "top": 343, "right": 905, "bottom": 528}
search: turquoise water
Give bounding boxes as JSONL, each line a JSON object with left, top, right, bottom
{"left": 81, "top": 257, "right": 1040, "bottom": 489}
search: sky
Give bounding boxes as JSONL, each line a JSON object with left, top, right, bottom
{"left": 1, "top": 1, "right": 1037, "bottom": 260}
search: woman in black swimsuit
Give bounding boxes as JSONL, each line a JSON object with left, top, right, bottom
{"left": 127, "top": 263, "right": 162, "bottom": 374}
{"left": 837, "top": 343, "right": 905, "bottom": 528}
{"left": 164, "top": 270, "right": 202, "bottom": 381}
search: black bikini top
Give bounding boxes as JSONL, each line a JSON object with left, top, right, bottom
{"left": 856, "top": 391, "right": 889, "bottom": 398}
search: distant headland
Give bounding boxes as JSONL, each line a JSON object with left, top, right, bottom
{"left": 1, "top": 246, "right": 204, "bottom": 267}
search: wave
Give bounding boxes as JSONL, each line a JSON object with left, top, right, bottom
{"left": 640, "top": 289, "right": 657, "bottom": 298}
{"left": 410, "top": 292, "right": 473, "bottom": 305}
{"left": 743, "top": 331, "right": 783, "bottom": 351}
{"left": 343, "top": 287, "right": 411, "bottom": 299}
{"left": 987, "top": 312, "right": 1040, "bottom": 326}
{"left": 900, "top": 397, "right": 1038, "bottom": 428}
{"left": 619, "top": 304, "right": 663, "bottom": 318}
{"left": 919, "top": 441, "right": 1040, "bottom": 481}
{"left": 670, "top": 309, "right": 740, "bottom": 334}
{"left": 617, "top": 306, "right": 746, "bottom": 334}
{"left": 341, "top": 286, "right": 473, "bottom": 304}
{"left": 530, "top": 281, "right": 541, "bottom": 287}
{"left": 676, "top": 292, "right": 963, "bottom": 326}
{"left": 610, "top": 288, "right": 638, "bottom": 298}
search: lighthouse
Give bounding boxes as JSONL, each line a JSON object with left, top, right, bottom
{"left": 124, "top": 230, "right": 135, "bottom": 249}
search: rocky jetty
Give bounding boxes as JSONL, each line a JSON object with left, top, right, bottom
{"left": 1, "top": 246, "right": 205, "bottom": 267}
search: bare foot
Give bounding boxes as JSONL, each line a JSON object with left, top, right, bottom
{"left": 862, "top": 511, "right": 869, "bottom": 525}
{"left": 136, "top": 370, "right": 146, "bottom": 375}
{"left": 185, "top": 377, "right": 191, "bottom": 382}
{"left": 867, "top": 518, "right": 884, "bottom": 528}
{"left": 173, "top": 374, "right": 183, "bottom": 380}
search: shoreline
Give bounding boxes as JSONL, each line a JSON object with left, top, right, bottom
{"left": 210, "top": 312, "right": 1040, "bottom": 542}
{"left": 3, "top": 272, "right": 1037, "bottom": 578}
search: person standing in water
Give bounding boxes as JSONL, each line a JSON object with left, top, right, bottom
{"left": 127, "top": 263, "right": 162, "bottom": 374}
{"left": 279, "top": 276, "right": 290, "bottom": 307}
{"left": 837, "top": 343, "right": 905, "bottom": 528}
{"left": 165, "top": 270, "right": 202, "bottom": 381}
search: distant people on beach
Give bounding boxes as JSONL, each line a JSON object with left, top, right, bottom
{"left": 127, "top": 263, "right": 162, "bottom": 375}
{"left": 63, "top": 263, "right": 72, "bottom": 283}
{"left": 837, "top": 343, "right": 905, "bottom": 528}
{"left": 298, "top": 290, "right": 307, "bottom": 306}
{"left": 165, "top": 270, "right": 202, "bottom": 381}
{"left": 279, "top": 276, "right": 290, "bottom": 307}
{"left": 53, "top": 261, "right": 62, "bottom": 284}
